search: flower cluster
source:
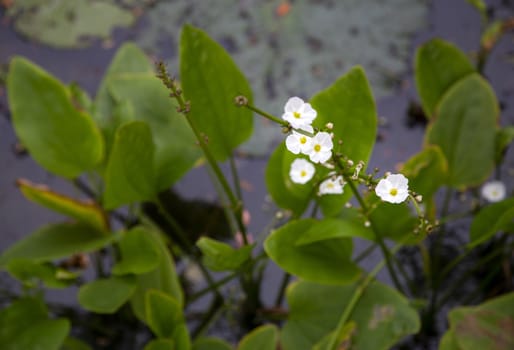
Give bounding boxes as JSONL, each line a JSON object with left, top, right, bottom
{"left": 283, "top": 97, "right": 337, "bottom": 195}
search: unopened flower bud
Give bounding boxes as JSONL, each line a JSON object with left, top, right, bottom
{"left": 325, "top": 122, "right": 334, "bottom": 130}
{"left": 234, "top": 95, "right": 249, "bottom": 106}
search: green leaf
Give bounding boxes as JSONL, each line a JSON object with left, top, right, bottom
{"left": 196, "top": 237, "right": 253, "bottom": 272}
{"left": 94, "top": 43, "right": 153, "bottom": 153}
{"left": 415, "top": 39, "right": 475, "bottom": 118}
{"left": 310, "top": 66, "right": 377, "bottom": 216}
{"left": 401, "top": 146, "right": 448, "bottom": 198}
{"left": 7, "top": 57, "right": 104, "bottom": 178}
{"left": 78, "top": 275, "right": 136, "bottom": 314}
{"left": 17, "top": 179, "right": 107, "bottom": 231}
{"left": 295, "top": 217, "right": 374, "bottom": 245}
{"left": 281, "top": 281, "right": 420, "bottom": 350}
{"left": 495, "top": 126, "right": 514, "bottom": 164}
{"left": 469, "top": 198, "right": 514, "bottom": 248}
{"left": 441, "top": 292, "right": 514, "bottom": 350}
{"left": 130, "top": 230, "right": 184, "bottom": 323}
{"left": 265, "top": 143, "right": 313, "bottom": 217}
{"left": 193, "top": 337, "right": 233, "bottom": 350}
{"left": 180, "top": 24, "right": 253, "bottom": 161}
{"left": 145, "top": 290, "right": 184, "bottom": 337}
{"left": 144, "top": 339, "right": 175, "bottom": 350}
{"left": 112, "top": 227, "right": 160, "bottom": 275}
{"left": 103, "top": 121, "right": 156, "bottom": 209}
{"left": 108, "top": 76, "right": 202, "bottom": 188}
{"left": 466, "top": 0, "right": 487, "bottom": 20}
{"left": 61, "top": 336, "right": 93, "bottom": 350}
{"left": 238, "top": 324, "right": 278, "bottom": 350}
{"left": 0, "top": 222, "right": 117, "bottom": 267}
{"left": 0, "top": 297, "right": 69, "bottom": 350}
{"left": 426, "top": 74, "right": 498, "bottom": 188}
{"left": 264, "top": 219, "right": 360, "bottom": 285}
{"left": 7, "top": 259, "right": 78, "bottom": 289}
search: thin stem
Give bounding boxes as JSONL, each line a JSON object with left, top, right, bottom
{"left": 245, "top": 104, "right": 288, "bottom": 127}
{"left": 187, "top": 272, "right": 239, "bottom": 304}
{"left": 327, "top": 244, "right": 403, "bottom": 350}
{"left": 274, "top": 272, "right": 292, "bottom": 307}
{"left": 354, "top": 243, "right": 377, "bottom": 263}
{"left": 229, "top": 154, "right": 243, "bottom": 202}
{"left": 344, "top": 176, "right": 405, "bottom": 294}
{"left": 191, "top": 294, "right": 224, "bottom": 338}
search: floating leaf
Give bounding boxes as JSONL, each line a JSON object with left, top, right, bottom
{"left": 112, "top": 227, "right": 160, "bottom": 275}
{"left": 7, "top": 57, "right": 104, "bottom": 178}
{"left": 103, "top": 121, "right": 156, "bottom": 209}
{"left": 180, "top": 24, "right": 253, "bottom": 161}
{"left": 238, "top": 324, "right": 278, "bottom": 350}
{"left": 440, "top": 292, "right": 514, "bottom": 350}
{"left": 426, "top": 74, "right": 498, "bottom": 188}
{"left": 8, "top": 0, "right": 134, "bottom": 48}
{"left": 264, "top": 219, "right": 360, "bottom": 285}
{"left": 281, "top": 281, "right": 420, "bottom": 350}
{"left": 17, "top": 179, "right": 107, "bottom": 231}
{"left": 415, "top": 39, "right": 475, "bottom": 118}
{"left": 196, "top": 237, "right": 253, "bottom": 272}
{"left": 0, "top": 222, "right": 117, "bottom": 267}
{"left": 469, "top": 198, "right": 514, "bottom": 248}
{"left": 310, "top": 66, "right": 377, "bottom": 216}
{"left": 265, "top": 143, "right": 313, "bottom": 217}
{"left": 78, "top": 275, "right": 136, "bottom": 314}
{"left": 108, "top": 76, "right": 202, "bottom": 188}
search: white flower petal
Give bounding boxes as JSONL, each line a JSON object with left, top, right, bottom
{"left": 289, "top": 158, "right": 315, "bottom": 184}
{"left": 319, "top": 176, "right": 344, "bottom": 195}
{"left": 481, "top": 181, "right": 506, "bottom": 202}
{"left": 375, "top": 173, "right": 409, "bottom": 204}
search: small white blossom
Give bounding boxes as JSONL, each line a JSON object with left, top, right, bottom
{"left": 289, "top": 158, "right": 315, "bottom": 184}
{"left": 306, "top": 132, "right": 333, "bottom": 163}
{"left": 375, "top": 173, "right": 409, "bottom": 204}
{"left": 285, "top": 124, "right": 313, "bottom": 155}
{"left": 481, "top": 181, "right": 506, "bottom": 202}
{"left": 319, "top": 176, "right": 344, "bottom": 195}
{"left": 282, "top": 97, "right": 317, "bottom": 128}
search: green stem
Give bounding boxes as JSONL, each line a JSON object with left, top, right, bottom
{"left": 327, "top": 244, "right": 403, "bottom": 350}
{"left": 354, "top": 243, "right": 377, "bottom": 263}
{"left": 274, "top": 272, "right": 292, "bottom": 307}
{"left": 344, "top": 176, "right": 406, "bottom": 295}
{"left": 187, "top": 272, "right": 238, "bottom": 304}
{"left": 229, "top": 154, "right": 243, "bottom": 202}
{"left": 191, "top": 294, "right": 224, "bottom": 338}
{"left": 245, "top": 104, "right": 288, "bottom": 127}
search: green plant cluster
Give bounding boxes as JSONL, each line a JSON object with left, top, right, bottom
{"left": 0, "top": 17, "right": 513, "bottom": 350}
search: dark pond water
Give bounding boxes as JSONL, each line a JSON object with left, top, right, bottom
{"left": 0, "top": 0, "right": 513, "bottom": 349}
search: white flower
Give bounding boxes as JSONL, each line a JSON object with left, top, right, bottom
{"left": 306, "top": 132, "right": 333, "bottom": 163}
{"left": 481, "top": 181, "right": 506, "bottom": 202}
{"left": 319, "top": 175, "right": 344, "bottom": 195}
{"left": 282, "top": 97, "right": 317, "bottom": 128}
{"left": 289, "top": 158, "right": 315, "bottom": 184}
{"left": 375, "top": 173, "right": 409, "bottom": 204}
{"left": 285, "top": 124, "right": 313, "bottom": 155}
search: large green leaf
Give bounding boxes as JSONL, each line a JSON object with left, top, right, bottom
{"left": 144, "top": 339, "right": 175, "bottom": 350}
{"left": 103, "top": 121, "right": 156, "bottom": 209}
{"left": 108, "top": 76, "right": 202, "bottom": 188}
{"left": 94, "top": 43, "right": 153, "bottom": 153}
{"left": 238, "top": 324, "right": 278, "bottom": 350}
{"left": 310, "top": 66, "right": 377, "bottom": 216}
{"left": 17, "top": 179, "right": 108, "bottom": 231}
{"left": 78, "top": 275, "right": 136, "bottom": 314}
{"left": 415, "top": 39, "right": 475, "bottom": 118}
{"left": 0, "top": 297, "right": 70, "bottom": 350}
{"left": 469, "top": 198, "right": 514, "bottom": 248}
{"left": 0, "top": 222, "right": 117, "bottom": 267}
{"left": 426, "top": 74, "right": 498, "bottom": 188}
{"left": 112, "top": 227, "right": 160, "bottom": 275}
{"left": 281, "top": 281, "right": 420, "bottom": 350}
{"left": 196, "top": 237, "right": 253, "bottom": 272}
{"left": 130, "top": 230, "right": 184, "bottom": 323}
{"left": 180, "top": 24, "right": 253, "bottom": 161}
{"left": 7, "top": 57, "right": 104, "bottom": 178}
{"left": 265, "top": 143, "right": 313, "bottom": 217}
{"left": 264, "top": 219, "right": 360, "bottom": 285}
{"left": 440, "top": 292, "right": 514, "bottom": 350}
{"left": 401, "top": 145, "right": 448, "bottom": 198}
{"left": 295, "top": 217, "right": 374, "bottom": 245}
{"left": 7, "top": 259, "right": 78, "bottom": 289}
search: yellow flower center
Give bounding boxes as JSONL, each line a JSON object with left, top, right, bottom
{"left": 389, "top": 188, "right": 398, "bottom": 196}
{"left": 300, "top": 136, "right": 307, "bottom": 144}
{"left": 293, "top": 112, "right": 301, "bottom": 119}
{"left": 300, "top": 170, "right": 307, "bottom": 177}
{"left": 327, "top": 182, "right": 334, "bottom": 189}
{"left": 314, "top": 144, "right": 321, "bottom": 152}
